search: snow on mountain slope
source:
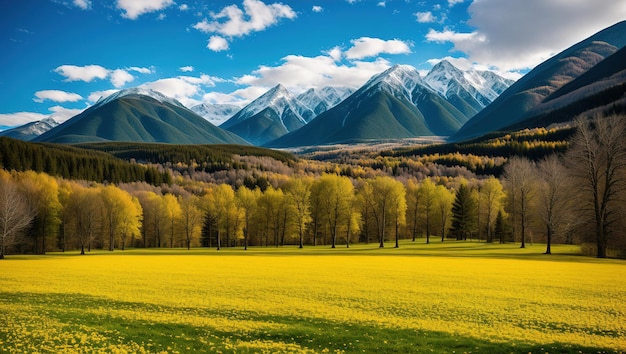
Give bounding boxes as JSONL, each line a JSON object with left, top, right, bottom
{"left": 221, "top": 84, "right": 315, "bottom": 130}
{"left": 0, "top": 117, "right": 59, "bottom": 141}
{"left": 93, "top": 87, "right": 186, "bottom": 110}
{"left": 360, "top": 64, "right": 424, "bottom": 102}
{"left": 190, "top": 103, "right": 242, "bottom": 126}
{"left": 296, "top": 86, "right": 355, "bottom": 116}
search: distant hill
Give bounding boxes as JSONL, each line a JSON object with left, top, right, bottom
{"left": 0, "top": 117, "right": 58, "bottom": 141}
{"left": 452, "top": 20, "right": 626, "bottom": 142}
{"left": 266, "top": 63, "right": 511, "bottom": 148}
{"left": 34, "top": 88, "right": 248, "bottom": 145}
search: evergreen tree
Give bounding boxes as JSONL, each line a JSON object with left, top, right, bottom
{"left": 450, "top": 183, "right": 477, "bottom": 241}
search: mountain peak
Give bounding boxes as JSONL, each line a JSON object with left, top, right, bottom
{"left": 94, "top": 87, "right": 186, "bottom": 110}
{"left": 361, "top": 64, "right": 423, "bottom": 102}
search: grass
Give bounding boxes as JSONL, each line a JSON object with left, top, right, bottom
{"left": 0, "top": 240, "right": 624, "bottom": 353}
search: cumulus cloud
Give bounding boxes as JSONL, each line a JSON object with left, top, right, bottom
{"left": 55, "top": 65, "right": 109, "bottom": 82}
{"left": 377, "top": 2, "right": 386, "bottom": 7}
{"left": 128, "top": 66, "right": 153, "bottom": 74}
{"left": 234, "top": 53, "right": 392, "bottom": 94}
{"left": 179, "top": 66, "right": 195, "bottom": 72}
{"left": 136, "top": 75, "right": 221, "bottom": 107}
{"left": 312, "top": 5, "right": 323, "bottom": 12}
{"left": 448, "top": 0, "right": 464, "bottom": 6}
{"left": 207, "top": 35, "right": 229, "bottom": 51}
{"left": 34, "top": 90, "right": 83, "bottom": 103}
{"left": 415, "top": 11, "right": 436, "bottom": 23}
{"left": 0, "top": 112, "right": 48, "bottom": 126}
{"left": 55, "top": 64, "right": 151, "bottom": 87}
{"left": 179, "top": 4, "right": 189, "bottom": 11}
{"left": 425, "top": 0, "right": 626, "bottom": 71}
{"left": 110, "top": 69, "right": 135, "bottom": 88}
{"left": 0, "top": 106, "right": 83, "bottom": 126}
{"left": 344, "top": 37, "right": 412, "bottom": 60}
{"left": 48, "top": 106, "right": 84, "bottom": 122}
{"left": 73, "top": 0, "right": 92, "bottom": 10}
{"left": 193, "top": 0, "right": 296, "bottom": 51}
{"left": 116, "top": 0, "right": 174, "bottom": 20}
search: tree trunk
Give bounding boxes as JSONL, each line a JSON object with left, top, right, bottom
{"left": 545, "top": 224, "right": 552, "bottom": 254}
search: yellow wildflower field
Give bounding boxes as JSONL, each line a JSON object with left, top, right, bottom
{"left": 0, "top": 242, "right": 624, "bottom": 353}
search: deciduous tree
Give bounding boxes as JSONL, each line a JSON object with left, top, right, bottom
{"left": 566, "top": 114, "right": 626, "bottom": 258}
{"left": 0, "top": 172, "right": 34, "bottom": 259}
{"left": 502, "top": 157, "right": 536, "bottom": 248}
{"left": 284, "top": 177, "right": 313, "bottom": 248}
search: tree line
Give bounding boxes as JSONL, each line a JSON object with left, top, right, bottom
{"left": 1, "top": 114, "right": 625, "bottom": 258}
{"left": 0, "top": 137, "right": 170, "bottom": 185}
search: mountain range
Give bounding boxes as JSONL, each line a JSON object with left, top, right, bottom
{"left": 10, "top": 21, "right": 626, "bottom": 147}
{"left": 266, "top": 63, "right": 513, "bottom": 147}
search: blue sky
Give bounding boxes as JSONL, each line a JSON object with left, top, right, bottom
{"left": 1, "top": 0, "right": 625, "bottom": 127}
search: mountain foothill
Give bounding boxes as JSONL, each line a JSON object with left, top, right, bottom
{"left": 2, "top": 21, "right": 625, "bottom": 149}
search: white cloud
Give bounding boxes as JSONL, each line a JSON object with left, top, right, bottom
{"left": 207, "top": 35, "right": 229, "bottom": 51}
{"left": 55, "top": 64, "right": 109, "bottom": 82}
{"left": 48, "top": 106, "right": 84, "bottom": 123}
{"left": 193, "top": 0, "right": 296, "bottom": 51}
{"left": 415, "top": 11, "right": 436, "bottom": 23}
{"left": 137, "top": 75, "right": 222, "bottom": 107}
{"left": 425, "top": 0, "right": 626, "bottom": 71}
{"left": 448, "top": 0, "right": 464, "bottom": 6}
{"left": 110, "top": 69, "right": 135, "bottom": 88}
{"left": 73, "top": 0, "right": 92, "bottom": 10}
{"left": 234, "top": 53, "right": 391, "bottom": 93}
{"left": 0, "top": 106, "right": 84, "bottom": 126}
{"left": 312, "top": 5, "right": 323, "bottom": 12}
{"left": 179, "top": 66, "right": 195, "bottom": 72}
{"left": 179, "top": 4, "right": 189, "bottom": 11}
{"left": 326, "top": 46, "right": 343, "bottom": 62}
{"left": 34, "top": 90, "right": 83, "bottom": 103}
{"left": 128, "top": 66, "right": 153, "bottom": 74}
{"left": 140, "top": 78, "right": 202, "bottom": 107}
{"left": 344, "top": 37, "right": 411, "bottom": 60}
{"left": 157, "top": 13, "right": 166, "bottom": 20}
{"left": 0, "top": 112, "right": 47, "bottom": 126}
{"left": 377, "top": 2, "right": 386, "bottom": 7}
{"left": 116, "top": 0, "right": 174, "bottom": 20}
{"left": 55, "top": 64, "right": 151, "bottom": 86}
{"left": 426, "top": 29, "right": 484, "bottom": 44}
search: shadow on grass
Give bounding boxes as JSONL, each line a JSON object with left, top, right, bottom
{"left": 0, "top": 292, "right": 616, "bottom": 353}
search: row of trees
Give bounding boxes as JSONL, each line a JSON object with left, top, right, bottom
{"left": 1, "top": 115, "right": 624, "bottom": 258}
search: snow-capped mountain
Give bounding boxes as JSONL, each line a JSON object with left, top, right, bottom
{"left": 267, "top": 64, "right": 468, "bottom": 148}
{"left": 220, "top": 84, "right": 317, "bottom": 145}
{"left": 0, "top": 117, "right": 59, "bottom": 141}
{"left": 359, "top": 64, "right": 424, "bottom": 102}
{"left": 93, "top": 87, "right": 186, "bottom": 110}
{"left": 34, "top": 90, "right": 247, "bottom": 145}
{"left": 296, "top": 86, "right": 355, "bottom": 116}
{"left": 424, "top": 60, "right": 515, "bottom": 112}
{"left": 222, "top": 84, "right": 314, "bottom": 129}
{"left": 190, "top": 103, "right": 243, "bottom": 126}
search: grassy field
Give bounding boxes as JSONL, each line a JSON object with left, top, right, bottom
{"left": 0, "top": 241, "right": 624, "bottom": 353}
